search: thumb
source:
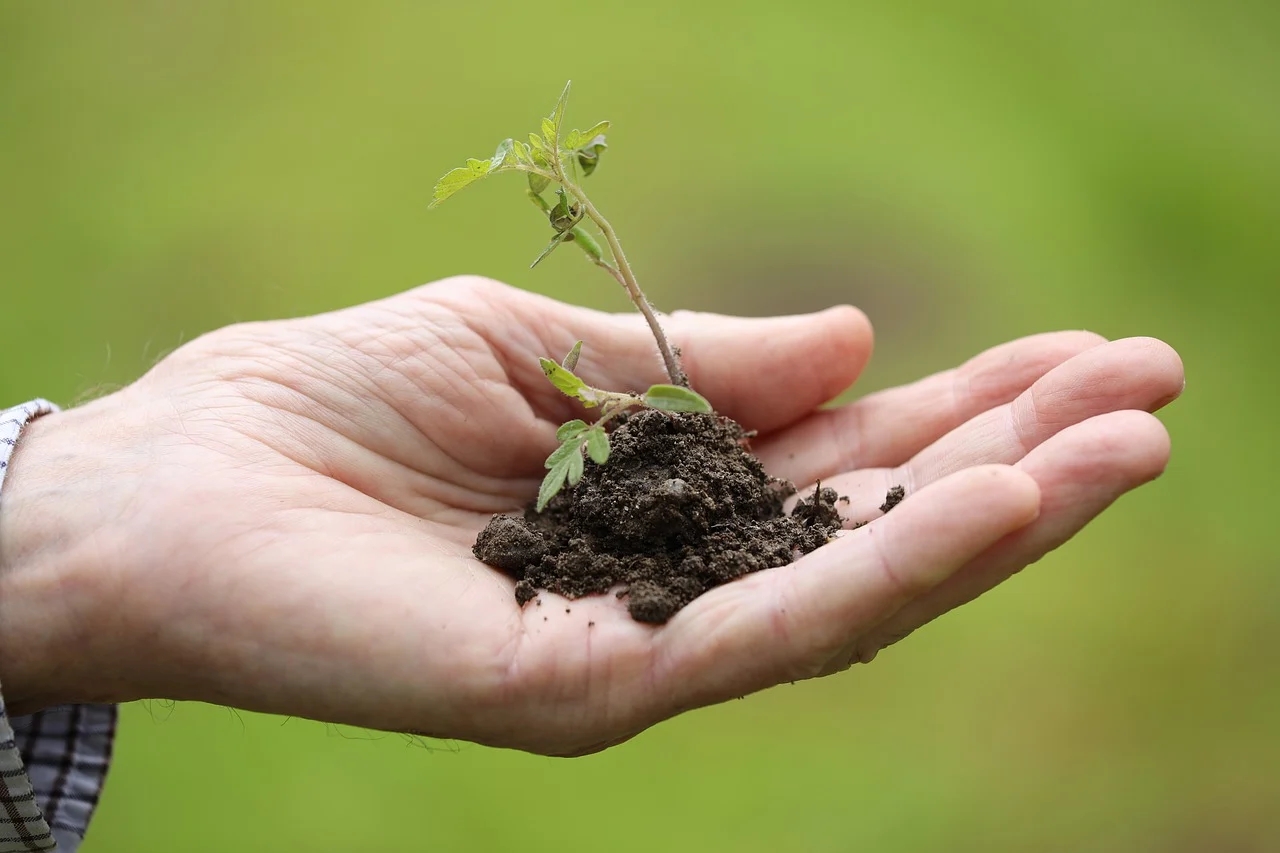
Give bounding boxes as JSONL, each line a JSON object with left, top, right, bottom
{"left": 577, "top": 304, "right": 875, "bottom": 435}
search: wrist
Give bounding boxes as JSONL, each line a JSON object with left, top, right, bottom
{"left": 0, "top": 399, "right": 133, "bottom": 713}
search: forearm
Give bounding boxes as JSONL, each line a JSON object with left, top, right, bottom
{"left": 0, "top": 399, "right": 119, "bottom": 853}
{"left": 0, "top": 407, "right": 115, "bottom": 714}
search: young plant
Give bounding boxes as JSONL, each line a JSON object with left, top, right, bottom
{"left": 431, "top": 82, "right": 712, "bottom": 510}
{"left": 536, "top": 340, "right": 710, "bottom": 510}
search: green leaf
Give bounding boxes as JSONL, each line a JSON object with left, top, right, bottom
{"left": 563, "top": 129, "right": 582, "bottom": 149}
{"left": 586, "top": 428, "right": 610, "bottom": 464}
{"left": 537, "top": 459, "right": 571, "bottom": 511}
{"left": 528, "top": 132, "right": 545, "bottom": 151}
{"left": 528, "top": 171, "right": 550, "bottom": 194}
{"left": 548, "top": 188, "right": 579, "bottom": 232}
{"left": 530, "top": 231, "right": 571, "bottom": 268}
{"left": 545, "top": 438, "right": 582, "bottom": 468}
{"left": 561, "top": 340, "right": 583, "bottom": 371}
{"left": 643, "top": 384, "right": 713, "bottom": 413}
{"left": 570, "top": 226, "right": 604, "bottom": 261}
{"left": 566, "top": 447, "right": 585, "bottom": 485}
{"left": 541, "top": 117, "right": 557, "bottom": 146}
{"left": 576, "top": 134, "right": 607, "bottom": 177}
{"left": 429, "top": 141, "right": 525, "bottom": 209}
{"left": 527, "top": 189, "right": 551, "bottom": 212}
{"left": 429, "top": 166, "right": 484, "bottom": 208}
{"left": 556, "top": 419, "right": 588, "bottom": 441}
{"left": 539, "top": 357, "right": 587, "bottom": 398}
{"left": 513, "top": 140, "right": 533, "bottom": 165}
{"left": 490, "top": 139, "right": 514, "bottom": 171}
{"left": 577, "top": 120, "right": 610, "bottom": 140}
{"left": 547, "top": 80, "right": 571, "bottom": 138}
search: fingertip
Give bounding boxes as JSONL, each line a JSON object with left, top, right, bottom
{"left": 673, "top": 305, "right": 875, "bottom": 432}
{"left": 1117, "top": 337, "right": 1185, "bottom": 410}
{"left": 1080, "top": 409, "right": 1173, "bottom": 484}
{"left": 822, "top": 304, "right": 875, "bottom": 351}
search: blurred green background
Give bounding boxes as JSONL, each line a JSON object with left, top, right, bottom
{"left": 2, "top": 1, "right": 1277, "bottom": 850}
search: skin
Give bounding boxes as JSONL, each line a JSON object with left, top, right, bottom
{"left": 0, "top": 276, "right": 1183, "bottom": 756}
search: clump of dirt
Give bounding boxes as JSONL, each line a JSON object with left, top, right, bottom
{"left": 473, "top": 409, "right": 851, "bottom": 624}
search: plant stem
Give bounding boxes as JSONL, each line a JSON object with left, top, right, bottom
{"left": 532, "top": 159, "right": 686, "bottom": 387}
{"left": 575, "top": 196, "right": 685, "bottom": 386}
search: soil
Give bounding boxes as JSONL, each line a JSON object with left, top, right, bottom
{"left": 474, "top": 409, "right": 881, "bottom": 624}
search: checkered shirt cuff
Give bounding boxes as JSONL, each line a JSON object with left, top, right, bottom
{"left": 1, "top": 401, "right": 118, "bottom": 852}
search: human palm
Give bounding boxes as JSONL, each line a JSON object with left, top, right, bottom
{"left": 3, "top": 277, "right": 1182, "bottom": 756}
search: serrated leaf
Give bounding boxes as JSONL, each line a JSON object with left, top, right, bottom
{"left": 537, "top": 459, "right": 571, "bottom": 511}
{"left": 567, "top": 447, "right": 585, "bottom": 485}
{"left": 430, "top": 166, "right": 484, "bottom": 208}
{"left": 577, "top": 120, "right": 610, "bottom": 140}
{"left": 586, "top": 428, "right": 610, "bottom": 464}
{"left": 539, "top": 357, "right": 587, "bottom": 397}
{"left": 561, "top": 340, "right": 583, "bottom": 371}
{"left": 643, "top": 384, "right": 713, "bottom": 413}
{"left": 556, "top": 419, "right": 589, "bottom": 441}
{"left": 545, "top": 438, "right": 582, "bottom": 468}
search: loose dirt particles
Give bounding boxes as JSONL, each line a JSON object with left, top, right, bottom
{"left": 474, "top": 409, "right": 884, "bottom": 624}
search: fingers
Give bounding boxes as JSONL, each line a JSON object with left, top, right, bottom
{"left": 791, "top": 338, "right": 1182, "bottom": 524}
{"left": 853, "top": 410, "right": 1171, "bottom": 661}
{"left": 898, "top": 337, "right": 1183, "bottom": 489}
{"left": 655, "top": 466, "right": 1040, "bottom": 711}
{"left": 757, "top": 330, "right": 1107, "bottom": 485}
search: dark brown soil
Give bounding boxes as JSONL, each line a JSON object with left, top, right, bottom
{"left": 473, "top": 409, "right": 850, "bottom": 624}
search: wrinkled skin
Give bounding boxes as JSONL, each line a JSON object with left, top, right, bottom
{"left": 0, "top": 277, "right": 1183, "bottom": 755}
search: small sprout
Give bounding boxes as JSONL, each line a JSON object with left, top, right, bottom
{"left": 429, "top": 84, "right": 716, "bottom": 511}
{"left": 429, "top": 80, "right": 684, "bottom": 385}
{"left": 533, "top": 344, "right": 713, "bottom": 510}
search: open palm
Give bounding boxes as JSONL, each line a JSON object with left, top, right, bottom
{"left": 19, "top": 277, "right": 1180, "bottom": 756}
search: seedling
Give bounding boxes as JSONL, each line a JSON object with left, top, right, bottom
{"left": 535, "top": 340, "right": 711, "bottom": 509}
{"left": 431, "top": 82, "right": 711, "bottom": 509}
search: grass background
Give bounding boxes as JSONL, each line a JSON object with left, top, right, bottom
{"left": 2, "top": 2, "right": 1276, "bottom": 850}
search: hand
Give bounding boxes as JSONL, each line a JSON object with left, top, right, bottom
{"left": 0, "top": 277, "right": 1182, "bottom": 755}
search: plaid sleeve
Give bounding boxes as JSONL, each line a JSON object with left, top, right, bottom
{"left": 1, "top": 400, "right": 118, "bottom": 852}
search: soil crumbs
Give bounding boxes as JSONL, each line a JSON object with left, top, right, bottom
{"left": 473, "top": 409, "right": 845, "bottom": 624}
